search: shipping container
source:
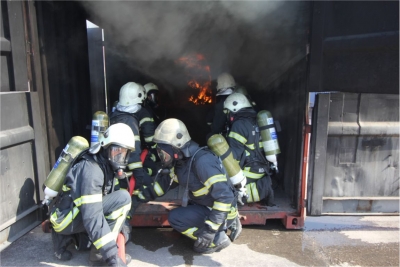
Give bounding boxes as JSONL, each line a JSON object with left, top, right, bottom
{"left": 0, "top": 0, "right": 398, "bottom": 249}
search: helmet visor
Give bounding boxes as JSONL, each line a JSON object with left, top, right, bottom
{"left": 108, "top": 145, "right": 129, "bottom": 167}
{"left": 148, "top": 92, "right": 158, "bottom": 104}
{"left": 156, "top": 144, "right": 174, "bottom": 168}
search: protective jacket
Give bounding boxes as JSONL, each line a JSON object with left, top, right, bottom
{"left": 135, "top": 107, "right": 156, "bottom": 149}
{"left": 227, "top": 108, "right": 269, "bottom": 179}
{"left": 50, "top": 153, "right": 129, "bottom": 260}
{"left": 109, "top": 110, "right": 146, "bottom": 188}
{"left": 139, "top": 141, "right": 236, "bottom": 231}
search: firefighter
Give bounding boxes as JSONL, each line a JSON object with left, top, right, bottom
{"left": 109, "top": 82, "right": 153, "bottom": 217}
{"left": 49, "top": 123, "right": 134, "bottom": 266}
{"left": 134, "top": 118, "right": 242, "bottom": 253}
{"left": 206, "top": 72, "right": 236, "bottom": 140}
{"left": 143, "top": 82, "right": 161, "bottom": 125}
{"left": 223, "top": 93, "right": 275, "bottom": 206}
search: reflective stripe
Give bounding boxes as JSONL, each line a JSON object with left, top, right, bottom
{"left": 114, "top": 178, "right": 119, "bottom": 186}
{"left": 93, "top": 232, "right": 114, "bottom": 249}
{"left": 212, "top": 201, "right": 231, "bottom": 212}
{"left": 243, "top": 168, "right": 264, "bottom": 179}
{"left": 228, "top": 131, "right": 247, "bottom": 144}
{"left": 74, "top": 194, "right": 102, "bottom": 206}
{"left": 146, "top": 168, "right": 153, "bottom": 176}
{"left": 205, "top": 220, "right": 221, "bottom": 231}
{"left": 192, "top": 186, "right": 209, "bottom": 197}
{"left": 144, "top": 136, "right": 154, "bottom": 142}
{"left": 128, "top": 162, "right": 143, "bottom": 170}
{"left": 181, "top": 227, "right": 198, "bottom": 240}
{"left": 106, "top": 203, "right": 131, "bottom": 242}
{"left": 246, "top": 182, "right": 260, "bottom": 202}
{"left": 139, "top": 117, "right": 154, "bottom": 125}
{"left": 245, "top": 143, "right": 255, "bottom": 150}
{"left": 50, "top": 206, "right": 80, "bottom": 232}
{"left": 62, "top": 185, "right": 70, "bottom": 192}
{"left": 204, "top": 174, "right": 227, "bottom": 189}
{"left": 138, "top": 192, "right": 145, "bottom": 200}
{"left": 150, "top": 154, "right": 156, "bottom": 162}
{"left": 134, "top": 136, "right": 140, "bottom": 141}
{"left": 227, "top": 206, "right": 238, "bottom": 220}
{"left": 154, "top": 182, "right": 164, "bottom": 196}
{"left": 245, "top": 150, "right": 250, "bottom": 156}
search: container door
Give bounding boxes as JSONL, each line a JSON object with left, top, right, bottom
{"left": 0, "top": 1, "right": 48, "bottom": 250}
{"left": 307, "top": 93, "right": 399, "bottom": 215}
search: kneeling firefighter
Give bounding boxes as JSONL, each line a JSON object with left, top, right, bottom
{"left": 133, "top": 118, "right": 242, "bottom": 253}
{"left": 224, "top": 93, "right": 275, "bottom": 206}
{"left": 49, "top": 123, "right": 134, "bottom": 267}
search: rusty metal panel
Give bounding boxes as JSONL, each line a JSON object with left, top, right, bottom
{"left": 309, "top": 93, "right": 399, "bottom": 215}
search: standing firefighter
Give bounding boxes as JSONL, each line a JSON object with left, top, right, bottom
{"left": 134, "top": 118, "right": 242, "bottom": 253}
{"left": 206, "top": 72, "right": 236, "bottom": 140}
{"left": 224, "top": 93, "right": 275, "bottom": 206}
{"left": 49, "top": 123, "right": 134, "bottom": 266}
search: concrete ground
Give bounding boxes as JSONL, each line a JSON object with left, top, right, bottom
{"left": 0, "top": 216, "right": 399, "bottom": 267}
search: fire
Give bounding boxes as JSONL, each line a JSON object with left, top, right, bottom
{"left": 176, "top": 54, "right": 213, "bottom": 105}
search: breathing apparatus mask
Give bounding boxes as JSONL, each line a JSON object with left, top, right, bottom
{"left": 156, "top": 143, "right": 181, "bottom": 169}
{"left": 107, "top": 145, "right": 131, "bottom": 179}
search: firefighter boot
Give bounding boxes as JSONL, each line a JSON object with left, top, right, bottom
{"left": 193, "top": 231, "right": 231, "bottom": 254}
{"left": 228, "top": 215, "right": 242, "bottom": 242}
{"left": 52, "top": 231, "right": 73, "bottom": 261}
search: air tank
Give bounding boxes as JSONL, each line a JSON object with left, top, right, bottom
{"left": 256, "top": 110, "right": 281, "bottom": 171}
{"left": 91, "top": 111, "right": 109, "bottom": 147}
{"left": 207, "top": 134, "right": 245, "bottom": 186}
{"left": 42, "top": 136, "right": 89, "bottom": 205}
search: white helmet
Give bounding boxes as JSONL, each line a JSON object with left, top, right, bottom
{"left": 153, "top": 119, "right": 191, "bottom": 149}
{"left": 224, "top": 93, "right": 252, "bottom": 113}
{"left": 119, "top": 82, "right": 145, "bottom": 106}
{"left": 217, "top": 72, "right": 236, "bottom": 91}
{"left": 144, "top": 83, "right": 159, "bottom": 95}
{"left": 89, "top": 123, "right": 135, "bottom": 154}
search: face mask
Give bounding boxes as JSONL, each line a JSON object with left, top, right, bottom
{"left": 156, "top": 144, "right": 175, "bottom": 169}
{"left": 108, "top": 145, "right": 129, "bottom": 171}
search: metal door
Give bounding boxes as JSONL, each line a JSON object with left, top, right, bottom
{"left": 0, "top": 0, "right": 48, "bottom": 250}
{"left": 308, "top": 93, "right": 399, "bottom": 215}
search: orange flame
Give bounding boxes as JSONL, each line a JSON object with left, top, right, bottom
{"left": 176, "top": 54, "right": 213, "bottom": 105}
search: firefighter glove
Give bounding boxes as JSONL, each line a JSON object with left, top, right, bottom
{"left": 194, "top": 224, "right": 217, "bottom": 249}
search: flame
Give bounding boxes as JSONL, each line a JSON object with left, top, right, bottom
{"left": 176, "top": 54, "right": 213, "bottom": 105}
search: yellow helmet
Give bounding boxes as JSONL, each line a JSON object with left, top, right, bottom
{"left": 153, "top": 119, "right": 191, "bottom": 149}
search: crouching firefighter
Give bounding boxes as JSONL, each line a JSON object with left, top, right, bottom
{"left": 224, "top": 93, "right": 275, "bottom": 206}
{"left": 133, "top": 118, "right": 242, "bottom": 253}
{"left": 49, "top": 123, "right": 134, "bottom": 267}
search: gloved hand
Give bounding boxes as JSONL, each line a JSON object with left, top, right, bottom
{"left": 105, "top": 255, "right": 128, "bottom": 267}
{"left": 194, "top": 224, "right": 217, "bottom": 249}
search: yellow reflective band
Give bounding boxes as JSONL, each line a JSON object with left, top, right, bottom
{"left": 227, "top": 206, "right": 238, "bottom": 220}
{"left": 146, "top": 168, "right": 153, "bottom": 176}
{"left": 151, "top": 144, "right": 157, "bottom": 149}
{"left": 212, "top": 201, "right": 231, "bottom": 212}
{"left": 245, "top": 150, "right": 250, "bottom": 156}
{"left": 140, "top": 117, "right": 154, "bottom": 125}
{"left": 205, "top": 220, "right": 221, "bottom": 231}
{"left": 138, "top": 191, "right": 145, "bottom": 199}
{"left": 154, "top": 182, "right": 164, "bottom": 196}
{"left": 105, "top": 203, "right": 131, "bottom": 221}
{"left": 228, "top": 131, "right": 247, "bottom": 144}
{"left": 192, "top": 186, "right": 209, "bottom": 197}
{"left": 93, "top": 232, "right": 114, "bottom": 249}
{"left": 181, "top": 227, "right": 198, "bottom": 240}
{"left": 50, "top": 206, "right": 80, "bottom": 232}
{"left": 150, "top": 154, "right": 156, "bottom": 162}
{"left": 243, "top": 169, "right": 264, "bottom": 179}
{"left": 145, "top": 136, "right": 154, "bottom": 142}
{"left": 62, "top": 185, "right": 70, "bottom": 192}
{"left": 74, "top": 194, "right": 102, "bottom": 206}
{"left": 204, "top": 174, "right": 227, "bottom": 189}
{"left": 245, "top": 143, "right": 255, "bottom": 150}
{"left": 109, "top": 204, "right": 131, "bottom": 241}
{"left": 259, "top": 142, "right": 263, "bottom": 148}
{"left": 134, "top": 135, "right": 140, "bottom": 141}
{"left": 246, "top": 182, "right": 260, "bottom": 202}
{"left": 114, "top": 178, "right": 119, "bottom": 186}
{"left": 128, "top": 162, "right": 143, "bottom": 170}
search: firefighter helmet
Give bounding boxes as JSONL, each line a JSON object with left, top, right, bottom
{"left": 224, "top": 93, "right": 252, "bottom": 113}
{"left": 89, "top": 123, "right": 135, "bottom": 154}
{"left": 119, "top": 82, "right": 144, "bottom": 106}
{"left": 144, "top": 83, "right": 159, "bottom": 95}
{"left": 153, "top": 118, "right": 191, "bottom": 149}
{"left": 217, "top": 72, "right": 236, "bottom": 91}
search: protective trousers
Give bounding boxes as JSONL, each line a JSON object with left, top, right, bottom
{"left": 52, "top": 190, "right": 131, "bottom": 255}
{"left": 245, "top": 175, "right": 274, "bottom": 204}
{"left": 168, "top": 204, "right": 238, "bottom": 242}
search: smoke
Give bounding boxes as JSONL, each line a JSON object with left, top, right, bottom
{"left": 80, "top": 1, "right": 309, "bottom": 92}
